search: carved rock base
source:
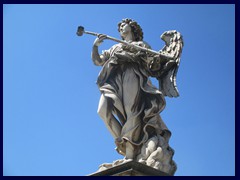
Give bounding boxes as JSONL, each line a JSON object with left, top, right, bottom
{"left": 136, "top": 135, "right": 177, "bottom": 175}
{"left": 88, "top": 160, "right": 171, "bottom": 176}
{"left": 91, "top": 134, "right": 177, "bottom": 176}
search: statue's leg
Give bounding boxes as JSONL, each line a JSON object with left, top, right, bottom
{"left": 121, "top": 68, "right": 142, "bottom": 160}
{"left": 122, "top": 68, "right": 142, "bottom": 141}
{"left": 125, "top": 141, "right": 135, "bottom": 160}
{"left": 97, "top": 94, "right": 122, "bottom": 139}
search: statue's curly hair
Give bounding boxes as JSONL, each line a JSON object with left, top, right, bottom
{"left": 118, "top": 18, "right": 144, "bottom": 41}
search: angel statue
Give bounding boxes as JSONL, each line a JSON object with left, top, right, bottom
{"left": 77, "top": 18, "right": 183, "bottom": 175}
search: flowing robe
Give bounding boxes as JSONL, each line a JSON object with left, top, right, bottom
{"left": 96, "top": 41, "right": 171, "bottom": 155}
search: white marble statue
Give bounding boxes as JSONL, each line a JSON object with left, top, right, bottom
{"left": 89, "top": 18, "right": 183, "bottom": 175}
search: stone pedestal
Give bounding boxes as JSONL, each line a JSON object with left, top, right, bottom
{"left": 88, "top": 161, "right": 171, "bottom": 176}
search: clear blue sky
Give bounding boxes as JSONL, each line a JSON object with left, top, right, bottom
{"left": 3, "top": 4, "right": 235, "bottom": 176}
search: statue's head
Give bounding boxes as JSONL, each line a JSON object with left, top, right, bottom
{"left": 118, "top": 18, "right": 143, "bottom": 41}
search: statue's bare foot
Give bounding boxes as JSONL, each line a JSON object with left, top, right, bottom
{"left": 112, "top": 158, "right": 133, "bottom": 166}
{"left": 112, "top": 159, "right": 124, "bottom": 166}
{"left": 98, "top": 158, "right": 133, "bottom": 172}
{"left": 98, "top": 163, "right": 113, "bottom": 172}
{"left": 122, "top": 157, "right": 133, "bottom": 163}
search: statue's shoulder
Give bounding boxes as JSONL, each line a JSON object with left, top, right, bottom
{"left": 109, "top": 43, "right": 122, "bottom": 50}
{"left": 103, "top": 43, "right": 121, "bottom": 54}
{"left": 132, "top": 41, "right": 151, "bottom": 49}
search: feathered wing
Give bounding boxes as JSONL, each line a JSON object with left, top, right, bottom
{"left": 158, "top": 30, "right": 184, "bottom": 98}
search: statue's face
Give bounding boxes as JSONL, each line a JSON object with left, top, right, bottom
{"left": 119, "top": 23, "right": 132, "bottom": 39}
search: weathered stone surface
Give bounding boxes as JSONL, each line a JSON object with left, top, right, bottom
{"left": 88, "top": 161, "right": 171, "bottom": 176}
{"left": 79, "top": 18, "right": 183, "bottom": 175}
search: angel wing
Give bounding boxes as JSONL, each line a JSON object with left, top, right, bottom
{"left": 157, "top": 30, "right": 184, "bottom": 97}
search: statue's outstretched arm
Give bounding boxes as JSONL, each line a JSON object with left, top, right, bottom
{"left": 91, "top": 34, "right": 107, "bottom": 66}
